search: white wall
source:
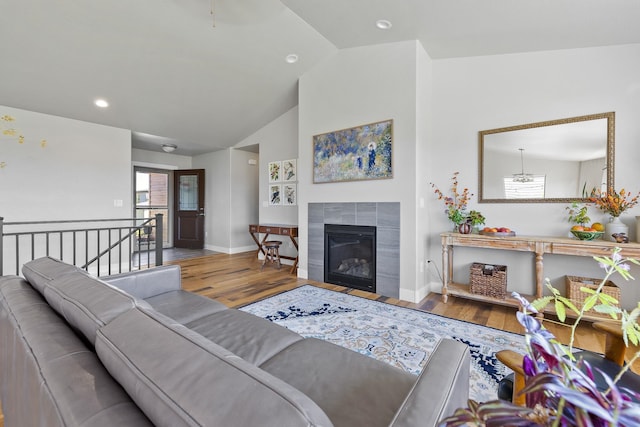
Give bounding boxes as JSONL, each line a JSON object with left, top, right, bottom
{"left": 0, "top": 105, "right": 132, "bottom": 221}
{"left": 230, "top": 149, "right": 259, "bottom": 251}
{"left": 193, "top": 150, "right": 231, "bottom": 251}
{"left": 298, "top": 41, "right": 421, "bottom": 300}
{"left": 416, "top": 43, "right": 435, "bottom": 300}
{"left": 427, "top": 43, "right": 640, "bottom": 309}
{"left": 236, "top": 107, "right": 300, "bottom": 259}
{"left": 192, "top": 149, "right": 259, "bottom": 253}
{"left": 132, "top": 148, "right": 193, "bottom": 170}
{"left": 0, "top": 105, "right": 133, "bottom": 274}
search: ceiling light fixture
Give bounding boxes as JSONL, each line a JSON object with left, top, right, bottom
{"left": 95, "top": 99, "right": 109, "bottom": 108}
{"left": 162, "top": 144, "right": 177, "bottom": 153}
{"left": 512, "top": 148, "right": 534, "bottom": 183}
{"left": 375, "top": 19, "right": 392, "bottom": 30}
{"left": 285, "top": 54, "right": 299, "bottom": 64}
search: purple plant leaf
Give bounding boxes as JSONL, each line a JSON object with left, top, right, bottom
{"left": 619, "top": 386, "right": 640, "bottom": 403}
{"left": 619, "top": 406, "right": 640, "bottom": 425}
{"left": 512, "top": 291, "right": 539, "bottom": 314}
{"left": 522, "top": 355, "right": 537, "bottom": 376}
{"left": 517, "top": 311, "right": 541, "bottom": 332}
{"left": 542, "top": 384, "right": 614, "bottom": 422}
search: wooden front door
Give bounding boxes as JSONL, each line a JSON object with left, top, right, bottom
{"left": 173, "top": 169, "right": 205, "bottom": 249}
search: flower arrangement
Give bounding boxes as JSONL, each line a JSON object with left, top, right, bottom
{"left": 589, "top": 188, "right": 639, "bottom": 218}
{"left": 440, "top": 248, "right": 640, "bottom": 426}
{"left": 430, "top": 172, "right": 476, "bottom": 226}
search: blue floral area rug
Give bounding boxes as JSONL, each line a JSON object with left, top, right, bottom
{"left": 240, "top": 284, "right": 527, "bottom": 402}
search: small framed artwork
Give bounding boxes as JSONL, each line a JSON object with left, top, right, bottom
{"left": 313, "top": 119, "right": 393, "bottom": 183}
{"left": 268, "top": 161, "right": 282, "bottom": 183}
{"left": 282, "top": 159, "right": 297, "bottom": 182}
{"left": 269, "top": 184, "right": 282, "bottom": 205}
{"left": 283, "top": 183, "right": 297, "bottom": 206}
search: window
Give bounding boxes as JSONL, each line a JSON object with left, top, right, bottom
{"left": 134, "top": 167, "right": 171, "bottom": 248}
{"left": 503, "top": 175, "right": 546, "bottom": 199}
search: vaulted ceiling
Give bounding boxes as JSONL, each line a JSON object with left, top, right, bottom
{"left": 2, "top": 0, "right": 639, "bottom": 155}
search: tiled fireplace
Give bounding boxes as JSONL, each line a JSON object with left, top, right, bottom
{"left": 308, "top": 202, "right": 400, "bottom": 298}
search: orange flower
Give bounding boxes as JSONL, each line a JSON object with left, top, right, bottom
{"left": 430, "top": 172, "right": 474, "bottom": 224}
{"left": 589, "top": 188, "right": 639, "bottom": 217}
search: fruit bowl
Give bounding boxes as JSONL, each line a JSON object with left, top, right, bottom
{"left": 571, "top": 230, "right": 604, "bottom": 241}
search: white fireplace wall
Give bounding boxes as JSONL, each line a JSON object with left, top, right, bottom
{"left": 298, "top": 41, "right": 428, "bottom": 302}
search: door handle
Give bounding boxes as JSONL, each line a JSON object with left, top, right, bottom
{"left": 198, "top": 213, "right": 205, "bottom": 216}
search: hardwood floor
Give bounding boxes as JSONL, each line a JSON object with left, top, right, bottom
{"left": 169, "top": 251, "right": 611, "bottom": 355}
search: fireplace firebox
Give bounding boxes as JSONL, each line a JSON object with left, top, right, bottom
{"left": 324, "top": 224, "right": 376, "bottom": 292}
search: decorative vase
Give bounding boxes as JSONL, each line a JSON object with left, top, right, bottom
{"left": 458, "top": 222, "right": 472, "bottom": 234}
{"left": 604, "top": 216, "right": 628, "bottom": 242}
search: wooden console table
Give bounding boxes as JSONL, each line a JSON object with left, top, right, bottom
{"left": 249, "top": 224, "right": 299, "bottom": 274}
{"left": 441, "top": 232, "right": 640, "bottom": 320}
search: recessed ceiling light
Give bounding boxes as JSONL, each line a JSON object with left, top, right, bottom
{"left": 95, "top": 99, "right": 109, "bottom": 108}
{"left": 162, "top": 144, "right": 177, "bottom": 153}
{"left": 285, "top": 54, "right": 299, "bottom": 64}
{"left": 375, "top": 19, "right": 392, "bottom": 30}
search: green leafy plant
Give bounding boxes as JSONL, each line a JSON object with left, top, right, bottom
{"left": 466, "top": 210, "right": 486, "bottom": 227}
{"left": 440, "top": 248, "right": 640, "bottom": 426}
{"left": 566, "top": 202, "right": 591, "bottom": 226}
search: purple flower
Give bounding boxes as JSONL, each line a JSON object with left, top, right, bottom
{"left": 613, "top": 251, "right": 623, "bottom": 263}
{"left": 512, "top": 291, "right": 539, "bottom": 314}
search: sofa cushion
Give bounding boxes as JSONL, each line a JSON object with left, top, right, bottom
{"left": 22, "top": 256, "right": 81, "bottom": 294}
{"left": 145, "top": 289, "right": 228, "bottom": 324}
{"left": 22, "top": 257, "right": 148, "bottom": 345}
{"left": 0, "top": 276, "right": 153, "bottom": 427}
{"left": 185, "top": 309, "right": 303, "bottom": 365}
{"left": 96, "top": 306, "right": 334, "bottom": 427}
{"left": 260, "top": 338, "right": 415, "bottom": 427}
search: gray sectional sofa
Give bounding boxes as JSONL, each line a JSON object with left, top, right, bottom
{"left": 0, "top": 256, "right": 470, "bottom": 427}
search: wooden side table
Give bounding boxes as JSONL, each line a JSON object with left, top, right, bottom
{"left": 440, "top": 232, "right": 640, "bottom": 321}
{"left": 249, "top": 224, "right": 299, "bottom": 274}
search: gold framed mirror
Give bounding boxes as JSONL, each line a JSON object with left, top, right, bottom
{"left": 479, "top": 112, "right": 615, "bottom": 203}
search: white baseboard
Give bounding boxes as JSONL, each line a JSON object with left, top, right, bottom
{"left": 205, "top": 244, "right": 256, "bottom": 254}
{"left": 398, "top": 281, "right": 440, "bottom": 303}
{"left": 230, "top": 245, "right": 258, "bottom": 254}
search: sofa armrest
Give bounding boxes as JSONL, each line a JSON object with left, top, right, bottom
{"left": 103, "top": 265, "right": 182, "bottom": 299}
{"left": 389, "top": 339, "right": 470, "bottom": 427}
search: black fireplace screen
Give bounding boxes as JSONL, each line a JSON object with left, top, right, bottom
{"left": 324, "top": 224, "right": 376, "bottom": 292}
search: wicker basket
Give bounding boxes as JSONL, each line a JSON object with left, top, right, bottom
{"left": 470, "top": 263, "right": 507, "bottom": 299}
{"left": 565, "top": 275, "right": 620, "bottom": 312}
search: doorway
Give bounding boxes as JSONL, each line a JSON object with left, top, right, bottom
{"left": 174, "top": 169, "right": 206, "bottom": 249}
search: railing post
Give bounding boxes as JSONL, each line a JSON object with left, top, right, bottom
{"left": 0, "top": 217, "right": 4, "bottom": 276}
{"left": 154, "top": 213, "right": 163, "bottom": 267}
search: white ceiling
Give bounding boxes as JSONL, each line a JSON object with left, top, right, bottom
{"left": 2, "top": 0, "right": 640, "bottom": 156}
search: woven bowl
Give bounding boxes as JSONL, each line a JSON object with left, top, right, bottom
{"left": 571, "top": 230, "right": 604, "bottom": 241}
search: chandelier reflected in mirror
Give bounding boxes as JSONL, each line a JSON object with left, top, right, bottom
{"left": 512, "top": 148, "right": 534, "bottom": 183}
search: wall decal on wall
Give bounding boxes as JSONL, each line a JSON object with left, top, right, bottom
{"left": 313, "top": 119, "right": 393, "bottom": 184}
